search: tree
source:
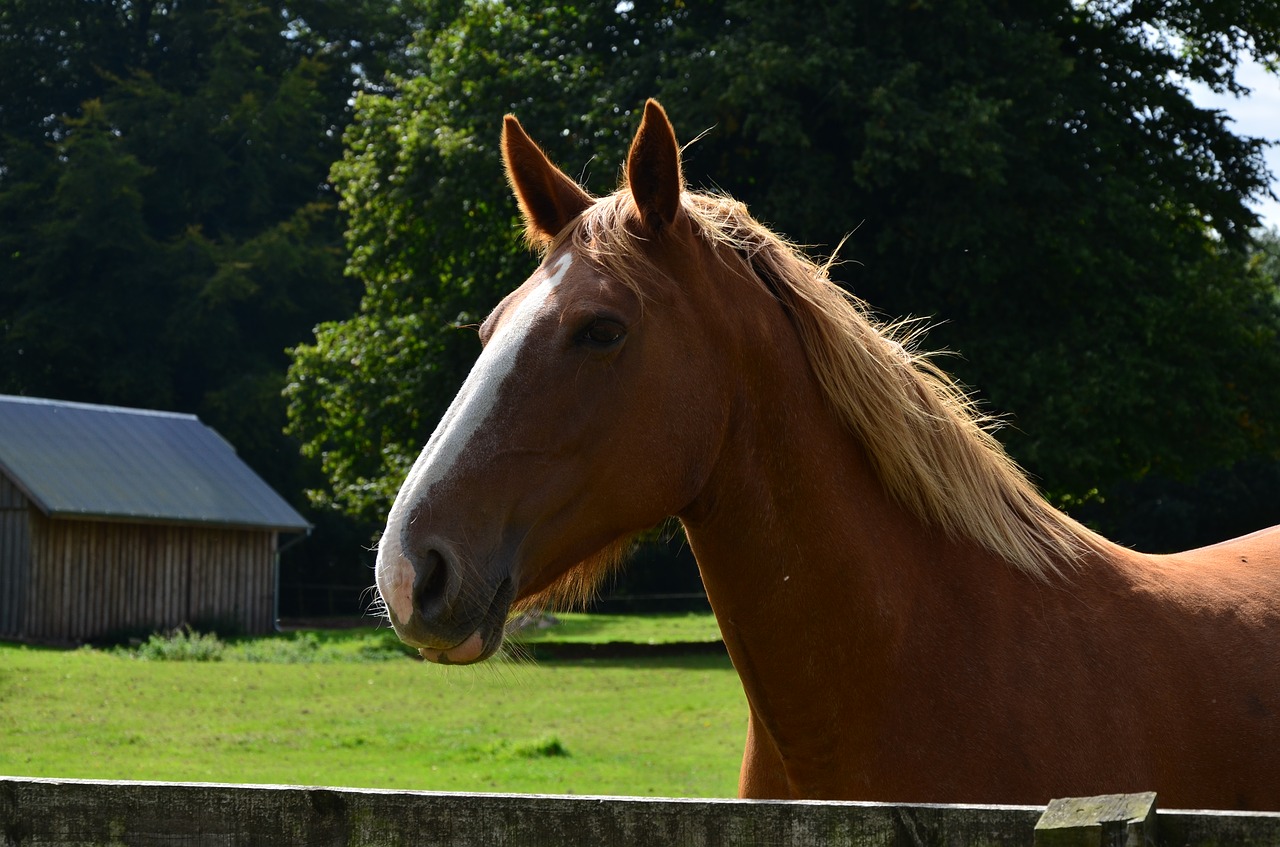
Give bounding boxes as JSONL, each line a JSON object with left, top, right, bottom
{"left": 1, "top": 100, "right": 168, "bottom": 403}
{"left": 1, "top": 1, "right": 433, "bottom": 605}
{"left": 287, "top": 0, "right": 1280, "bottom": 547}
{"left": 1079, "top": 228, "right": 1279, "bottom": 551}
{"left": 285, "top": 0, "right": 725, "bottom": 523}
{"left": 0, "top": 0, "right": 425, "bottom": 491}
{"left": 665, "top": 0, "right": 1280, "bottom": 504}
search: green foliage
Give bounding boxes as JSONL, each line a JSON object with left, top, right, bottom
{"left": 130, "top": 627, "right": 227, "bottom": 662}
{"left": 110, "top": 614, "right": 720, "bottom": 663}
{"left": 230, "top": 630, "right": 419, "bottom": 663}
{"left": 506, "top": 734, "right": 571, "bottom": 759}
{"left": 1254, "top": 227, "right": 1280, "bottom": 298}
{"left": 115, "top": 627, "right": 421, "bottom": 663}
{"left": 0, "top": 0, "right": 420, "bottom": 525}
{"left": 1076, "top": 454, "right": 1280, "bottom": 551}
{"left": 668, "top": 0, "right": 1280, "bottom": 501}
{"left": 3, "top": 0, "right": 1277, "bottom": 569}
{"left": 286, "top": 0, "right": 1280, "bottom": 531}
{"left": 0, "top": 0, "right": 433, "bottom": 592}
{"left": 286, "top": 1, "right": 718, "bottom": 521}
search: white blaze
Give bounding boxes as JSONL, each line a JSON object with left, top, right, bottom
{"left": 376, "top": 254, "right": 574, "bottom": 623}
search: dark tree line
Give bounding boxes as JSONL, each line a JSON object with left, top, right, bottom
{"left": 286, "top": 0, "right": 1280, "bottom": 555}
{"left": 3, "top": 2, "right": 1280, "bottom": 607}
{"left": 0, "top": 0, "right": 427, "bottom": 595}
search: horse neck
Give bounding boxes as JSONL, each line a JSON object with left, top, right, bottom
{"left": 673, "top": 292, "right": 1061, "bottom": 778}
{"left": 677, "top": 338, "right": 947, "bottom": 656}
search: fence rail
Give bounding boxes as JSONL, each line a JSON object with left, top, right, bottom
{"left": 2, "top": 776, "right": 1278, "bottom": 846}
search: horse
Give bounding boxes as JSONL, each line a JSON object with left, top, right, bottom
{"left": 375, "top": 99, "right": 1280, "bottom": 810}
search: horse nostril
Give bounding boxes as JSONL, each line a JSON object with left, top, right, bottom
{"left": 412, "top": 548, "right": 451, "bottom": 618}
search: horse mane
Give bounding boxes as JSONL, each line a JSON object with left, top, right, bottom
{"left": 551, "top": 189, "right": 1104, "bottom": 581}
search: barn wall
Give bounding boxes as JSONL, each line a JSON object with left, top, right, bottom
{"left": 22, "top": 515, "right": 277, "bottom": 642}
{"left": 0, "top": 474, "right": 32, "bottom": 637}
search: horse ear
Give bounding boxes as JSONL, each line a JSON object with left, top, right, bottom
{"left": 502, "top": 114, "right": 594, "bottom": 247}
{"left": 626, "top": 99, "right": 684, "bottom": 232}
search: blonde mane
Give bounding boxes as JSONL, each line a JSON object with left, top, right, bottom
{"left": 555, "top": 189, "right": 1102, "bottom": 580}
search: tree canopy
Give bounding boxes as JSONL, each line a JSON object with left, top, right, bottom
{"left": 2, "top": 0, "right": 1277, "bottom": 573}
{"left": 667, "top": 0, "right": 1280, "bottom": 503}
{"left": 284, "top": 1, "right": 727, "bottom": 523}
{"left": 0, "top": 0, "right": 436, "bottom": 599}
{"left": 0, "top": 0, "right": 424, "bottom": 493}
{"left": 286, "top": 0, "right": 1280, "bottom": 545}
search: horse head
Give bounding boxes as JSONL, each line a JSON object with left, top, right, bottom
{"left": 375, "top": 101, "right": 755, "bottom": 663}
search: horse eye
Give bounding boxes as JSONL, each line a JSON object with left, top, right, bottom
{"left": 580, "top": 320, "right": 625, "bottom": 347}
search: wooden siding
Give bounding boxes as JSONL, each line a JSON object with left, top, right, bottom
{"left": 0, "top": 474, "right": 32, "bottom": 636}
{"left": 7, "top": 778, "right": 1280, "bottom": 847}
{"left": 5, "top": 506, "right": 277, "bottom": 642}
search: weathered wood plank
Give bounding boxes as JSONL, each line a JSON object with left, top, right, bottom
{"left": 3, "top": 778, "right": 1278, "bottom": 847}
{"left": 24, "top": 513, "right": 44, "bottom": 639}
{"left": 1034, "top": 793, "right": 1157, "bottom": 847}
{"left": 1157, "top": 808, "right": 1280, "bottom": 846}
{"left": 0, "top": 777, "right": 1042, "bottom": 847}
{"left": 5, "top": 514, "right": 278, "bottom": 643}
{"left": 0, "top": 507, "right": 31, "bottom": 636}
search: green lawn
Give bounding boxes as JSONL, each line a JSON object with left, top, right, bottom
{"left": 0, "top": 615, "right": 746, "bottom": 798}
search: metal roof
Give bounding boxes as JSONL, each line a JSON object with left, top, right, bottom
{"left": 0, "top": 395, "right": 310, "bottom": 532}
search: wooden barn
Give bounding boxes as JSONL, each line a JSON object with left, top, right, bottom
{"left": 0, "top": 395, "right": 309, "bottom": 643}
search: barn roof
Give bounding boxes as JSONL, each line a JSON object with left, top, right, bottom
{"left": 0, "top": 395, "right": 310, "bottom": 532}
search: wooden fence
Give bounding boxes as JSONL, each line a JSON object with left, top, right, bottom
{"left": 2, "top": 777, "right": 1278, "bottom": 846}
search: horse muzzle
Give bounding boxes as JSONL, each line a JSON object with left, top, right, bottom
{"left": 377, "top": 536, "right": 514, "bottom": 665}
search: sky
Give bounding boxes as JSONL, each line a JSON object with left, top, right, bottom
{"left": 1187, "top": 58, "right": 1280, "bottom": 232}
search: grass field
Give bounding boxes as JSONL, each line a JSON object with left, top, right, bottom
{"left": 0, "top": 614, "right": 746, "bottom": 797}
{"left": 506, "top": 610, "right": 723, "bottom": 645}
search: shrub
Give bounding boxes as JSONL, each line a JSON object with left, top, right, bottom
{"left": 132, "top": 626, "right": 225, "bottom": 661}
{"left": 511, "top": 734, "right": 570, "bottom": 759}
{"left": 234, "top": 632, "right": 322, "bottom": 663}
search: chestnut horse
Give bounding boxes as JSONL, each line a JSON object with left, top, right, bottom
{"left": 376, "top": 99, "right": 1280, "bottom": 809}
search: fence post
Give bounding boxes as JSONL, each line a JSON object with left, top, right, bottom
{"left": 1034, "top": 792, "right": 1158, "bottom": 847}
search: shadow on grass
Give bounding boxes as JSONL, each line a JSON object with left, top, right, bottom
{"left": 5, "top": 613, "right": 730, "bottom": 669}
